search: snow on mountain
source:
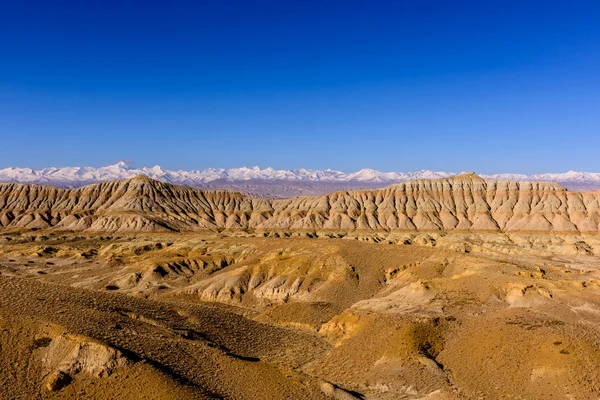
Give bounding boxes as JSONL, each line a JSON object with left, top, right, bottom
{"left": 1, "top": 163, "right": 599, "bottom": 191}
{"left": 480, "top": 173, "right": 530, "bottom": 181}
{"left": 481, "top": 171, "right": 594, "bottom": 182}
{"left": 530, "top": 171, "right": 600, "bottom": 183}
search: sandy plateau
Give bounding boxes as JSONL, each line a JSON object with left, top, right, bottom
{"left": 1, "top": 175, "right": 600, "bottom": 398}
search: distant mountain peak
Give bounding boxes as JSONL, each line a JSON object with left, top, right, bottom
{"left": 0, "top": 164, "right": 599, "bottom": 195}
{"left": 115, "top": 160, "right": 132, "bottom": 169}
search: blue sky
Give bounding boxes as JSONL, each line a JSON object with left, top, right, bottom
{"left": 1, "top": 1, "right": 599, "bottom": 173}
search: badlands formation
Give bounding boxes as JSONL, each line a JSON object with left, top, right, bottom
{"left": 1, "top": 174, "right": 600, "bottom": 399}
{"left": 1, "top": 172, "right": 600, "bottom": 233}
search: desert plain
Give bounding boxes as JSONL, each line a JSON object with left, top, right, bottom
{"left": 1, "top": 175, "right": 600, "bottom": 399}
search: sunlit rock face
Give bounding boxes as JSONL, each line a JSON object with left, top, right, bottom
{"left": 1, "top": 173, "right": 599, "bottom": 232}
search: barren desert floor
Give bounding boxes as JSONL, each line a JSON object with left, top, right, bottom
{"left": 1, "top": 230, "right": 600, "bottom": 399}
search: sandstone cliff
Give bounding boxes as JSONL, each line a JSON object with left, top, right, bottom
{"left": 1, "top": 173, "right": 599, "bottom": 232}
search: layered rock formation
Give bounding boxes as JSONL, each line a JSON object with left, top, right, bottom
{"left": 1, "top": 173, "right": 600, "bottom": 232}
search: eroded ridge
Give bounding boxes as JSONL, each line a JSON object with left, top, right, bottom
{"left": 1, "top": 173, "right": 600, "bottom": 232}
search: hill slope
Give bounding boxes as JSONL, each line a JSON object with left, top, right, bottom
{"left": 1, "top": 173, "right": 600, "bottom": 232}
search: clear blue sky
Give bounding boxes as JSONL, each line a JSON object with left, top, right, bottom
{"left": 1, "top": 1, "right": 599, "bottom": 173}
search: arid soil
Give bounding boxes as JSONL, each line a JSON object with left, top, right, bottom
{"left": 1, "top": 229, "right": 600, "bottom": 399}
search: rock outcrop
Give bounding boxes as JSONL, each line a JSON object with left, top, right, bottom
{"left": 1, "top": 173, "right": 600, "bottom": 232}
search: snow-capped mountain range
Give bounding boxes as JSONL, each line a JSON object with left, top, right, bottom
{"left": 1, "top": 162, "right": 600, "bottom": 194}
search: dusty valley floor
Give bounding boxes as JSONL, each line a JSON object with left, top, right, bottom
{"left": 1, "top": 230, "right": 600, "bottom": 399}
